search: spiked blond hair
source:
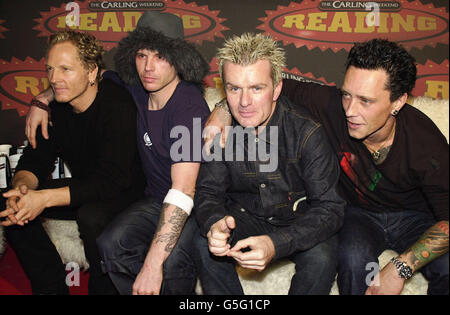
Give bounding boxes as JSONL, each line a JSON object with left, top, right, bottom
{"left": 217, "top": 33, "right": 286, "bottom": 86}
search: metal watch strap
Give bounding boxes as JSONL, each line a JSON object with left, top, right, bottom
{"left": 214, "top": 98, "right": 231, "bottom": 116}
{"left": 391, "top": 257, "right": 414, "bottom": 279}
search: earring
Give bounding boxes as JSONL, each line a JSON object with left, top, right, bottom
{"left": 90, "top": 81, "right": 95, "bottom": 86}
{"left": 392, "top": 109, "right": 399, "bottom": 116}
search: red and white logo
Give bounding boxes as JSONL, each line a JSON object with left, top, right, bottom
{"left": 0, "top": 57, "right": 48, "bottom": 116}
{"left": 33, "top": 0, "right": 229, "bottom": 50}
{"left": 413, "top": 59, "right": 449, "bottom": 99}
{"left": 257, "top": 0, "right": 449, "bottom": 52}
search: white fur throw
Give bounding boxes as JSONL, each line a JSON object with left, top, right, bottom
{"left": 41, "top": 218, "right": 90, "bottom": 270}
{"left": 0, "top": 219, "right": 89, "bottom": 270}
{"left": 0, "top": 89, "right": 447, "bottom": 295}
{"left": 409, "top": 96, "right": 449, "bottom": 143}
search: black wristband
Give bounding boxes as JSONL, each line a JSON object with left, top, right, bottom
{"left": 30, "top": 98, "right": 50, "bottom": 112}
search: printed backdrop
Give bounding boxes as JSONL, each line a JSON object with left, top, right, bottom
{"left": 0, "top": 0, "right": 448, "bottom": 146}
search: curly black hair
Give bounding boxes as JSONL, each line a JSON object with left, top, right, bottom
{"left": 114, "top": 27, "right": 210, "bottom": 91}
{"left": 346, "top": 38, "right": 417, "bottom": 102}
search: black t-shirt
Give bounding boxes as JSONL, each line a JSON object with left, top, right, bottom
{"left": 281, "top": 79, "right": 449, "bottom": 221}
{"left": 135, "top": 80, "right": 211, "bottom": 201}
{"left": 102, "top": 70, "right": 211, "bottom": 202}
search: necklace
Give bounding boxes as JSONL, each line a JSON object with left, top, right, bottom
{"left": 367, "top": 121, "right": 396, "bottom": 162}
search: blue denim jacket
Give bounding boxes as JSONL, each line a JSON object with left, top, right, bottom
{"left": 194, "top": 95, "right": 345, "bottom": 260}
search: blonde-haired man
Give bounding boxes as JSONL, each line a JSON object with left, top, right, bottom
{"left": 1, "top": 30, "right": 144, "bottom": 294}
{"left": 193, "top": 33, "right": 345, "bottom": 294}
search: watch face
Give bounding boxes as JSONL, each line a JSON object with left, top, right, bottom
{"left": 392, "top": 257, "right": 413, "bottom": 279}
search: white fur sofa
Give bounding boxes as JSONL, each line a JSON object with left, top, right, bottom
{"left": 0, "top": 87, "right": 448, "bottom": 295}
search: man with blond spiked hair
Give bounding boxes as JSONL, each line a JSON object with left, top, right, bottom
{"left": 192, "top": 33, "right": 345, "bottom": 295}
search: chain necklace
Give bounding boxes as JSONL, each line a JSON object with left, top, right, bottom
{"left": 366, "top": 121, "right": 396, "bottom": 162}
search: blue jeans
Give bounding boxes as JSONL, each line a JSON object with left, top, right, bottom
{"left": 96, "top": 196, "right": 198, "bottom": 295}
{"left": 193, "top": 206, "right": 339, "bottom": 295}
{"left": 337, "top": 206, "right": 449, "bottom": 295}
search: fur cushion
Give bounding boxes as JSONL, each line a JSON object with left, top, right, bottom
{"left": 0, "top": 219, "right": 89, "bottom": 270}
{"left": 409, "top": 96, "right": 449, "bottom": 143}
{"left": 41, "top": 218, "right": 90, "bottom": 270}
{"left": 235, "top": 250, "right": 427, "bottom": 295}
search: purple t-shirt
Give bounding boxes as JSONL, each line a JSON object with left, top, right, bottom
{"left": 103, "top": 71, "right": 210, "bottom": 201}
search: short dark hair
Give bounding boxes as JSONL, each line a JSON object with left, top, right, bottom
{"left": 346, "top": 39, "right": 417, "bottom": 102}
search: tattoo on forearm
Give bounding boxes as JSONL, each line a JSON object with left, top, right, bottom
{"left": 405, "top": 221, "right": 449, "bottom": 271}
{"left": 154, "top": 203, "right": 188, "bottom": 252}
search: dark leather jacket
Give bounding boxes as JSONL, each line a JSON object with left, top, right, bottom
{"left": 194, "top": 95, "right": 345, "bottom": 260}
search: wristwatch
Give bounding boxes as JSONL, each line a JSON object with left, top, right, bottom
{"left": 391, "top": 257, "right": 414, "bottom": 279}
{"left": 214, "top": 98, "right": 231, "bottom": 116}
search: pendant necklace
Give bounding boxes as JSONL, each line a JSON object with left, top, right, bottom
{"left": 368, "top": 121, "right": 396, "bottom": 162}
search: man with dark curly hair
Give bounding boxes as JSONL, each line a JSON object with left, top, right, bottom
{"left": 95, "top": 12, "right": 210, "bottom": 295}
{"left": 0, "top": 30, "right": 145, "bottom": 295}
{"left": 206, "top": 38, "right": 448, "bottom": 295}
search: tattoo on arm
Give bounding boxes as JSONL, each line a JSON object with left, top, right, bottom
{"left": 403, "top": 221, "right": 449, "bottom": 272}
{"left": 154, "top": 203, "right": 189, "bottom": 253}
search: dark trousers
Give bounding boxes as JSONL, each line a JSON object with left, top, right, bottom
{"left": 96, "top": 196, "right": 198, "bottom": 295}
{"left": 337, "top": 206, "right": 449, "bottom": 295}
{"left": 5, "top": 179, "right": 139, "bottom": 295}
{"left": 193, "top": 206, "right": 339, "bottom": 295}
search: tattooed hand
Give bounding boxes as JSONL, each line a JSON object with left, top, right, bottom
{"left": 132, "top": 203, "right": 189, "bottom": 295}
{"left": 366, "top": 221, "right": 448, "bottom": 295}
{"left": 154, "top": 204, "right": 189, "bottom": 252}
{"left": 366, "top": 261, "right": 405, "bottom": 295}
{"left": 406, "top": 221, "right": 449, "bottom": 271}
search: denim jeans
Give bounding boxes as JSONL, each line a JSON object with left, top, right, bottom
{"left": 193, "top": 205, "right": 339, "bottom": 295}
{"left": 96, "top": 196, "right": 198, "bottom": 295}
{"left": 337, "top": 206, "right": 449, "bottom": 295}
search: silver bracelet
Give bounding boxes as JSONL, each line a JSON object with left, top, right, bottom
{"left": 214, "top": 98, "right": 231, "bottom": 116}
{"left": 391, "top": 257, "right": 414, "bottom": 279}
